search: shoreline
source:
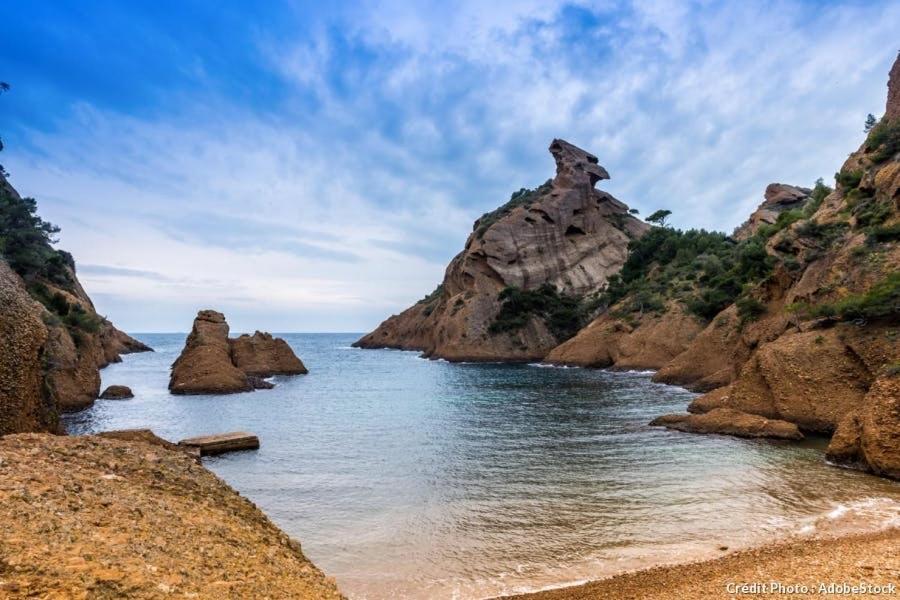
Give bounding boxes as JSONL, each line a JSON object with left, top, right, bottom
{"left": 494, "top": 527, "right": 900, "bottom": 600}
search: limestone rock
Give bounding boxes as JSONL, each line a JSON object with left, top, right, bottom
{"left": 732, "top": 183, "right": 811, "bottom": 240}
{"left": 230, "top": 331, "right": 308, "bottom": 377}
{"left": 169, "top": 310, "right": 253, "bottom": 395}
{"left": 650, "top": 408, "right": 803, "bottom": 440}
{"left": 169, "top": 311, "right": 306, "bottom": 395}
{"left": 355, "top": 139, "right": 647, "bottom": 361}
{"left": 99, "top": 385, "right": 134, "bottom": 400}
{"left": 886, "top": 52, "right": 900, "bottom": 121}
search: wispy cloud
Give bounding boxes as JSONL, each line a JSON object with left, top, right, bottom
{"left": 1, "top": 0, "right": 897, "bottom": 331}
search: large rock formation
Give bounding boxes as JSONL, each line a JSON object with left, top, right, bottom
{"left": 355, "top": 139, "right": 647, "bottom": 361}
{"left": 0, "top": 433, "right": 343, "bottom": 598}
{"left": 732, "top": 183, "right": 811, "bottom": 240}
{"left": 0, "top": 176, "right": 150, "bottom": 434}
{"left": 549, "top": 55, "right": 900, "bottom": 479}
{"left": 169, "top": 310, "right": 306, "bottom": 395}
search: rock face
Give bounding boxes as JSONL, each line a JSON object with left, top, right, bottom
{"left": 355, "top": 139, "right": 647, "bottom": 361}
{"left": 545, "top": 56, "right": 900, "bottom": 479}
{"left": 0, "top": 175, "right": 151, "bottom": 433}
{"left": 99, "top": 385, "right": 134, "bottom": 400}
{"left": 169, "top": 310, "right": 306, "bottom": 395}
{"left": 650, "top": 408, "right": 803, "bottom": 440}
{"left": 0, "top": 433, "right": 343, "bottom": 599}
{"left": 231, "top": 332, "right": 308, "bottom": 377}
{"left": 732, "top": 183, "right": 811, "bottom": 240}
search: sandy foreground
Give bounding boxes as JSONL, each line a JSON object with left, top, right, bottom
{"left": 498, "top": 528, "right": 900, "bottom": 600}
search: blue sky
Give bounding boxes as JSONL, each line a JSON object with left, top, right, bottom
{"left": 1, "top": 1, "right": 897, "bottom": 332}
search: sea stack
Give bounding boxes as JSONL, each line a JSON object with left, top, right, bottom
{"left": 354, "top": 139, "right": 647, "bottom": 361}
{"left": 169, "top": 310, "right": 307, "bottom": 395}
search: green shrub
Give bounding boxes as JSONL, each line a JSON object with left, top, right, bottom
{"left": 474, "top": 179, "right": 552, "bottom": 239}
{"left": 866, "top": 118, "right": 900, "bottom": 163}
{"left": 803, "top": 179, "right": 833, "bottom": 217}
{"left": 835, "top": 169, "right": 863, "bottom": 189}
{"left": 490, "top": 283, "right": 587, "bottom": 340}
{"left": 736, "top": 295, "right": 766, "bottom": 323}
{"left": 62, "top": 304, "right": 101, "bottom": 333}
{"left": 0, "top": 188, "right": 74, "bottom": 285}
{"left": 809, "top": 273, "right": 900, "bottom": 322}
{"left": 867, "top": 223, "right": 900, "bottom": 244}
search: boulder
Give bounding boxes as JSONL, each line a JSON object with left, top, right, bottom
{"left": 649, "top": 408, "right": 803, "bottom": 440}
{"left": 230, "top": 332, "right": 307, "bottom": 377}
{"left": 99, "top": 385, "right": 134, "bottom": 400}
{"left": 169, "top": 310, "right": 253, "bottom": 395}
{"left": 732, "top": 183, "right": 811, "bottom": 240}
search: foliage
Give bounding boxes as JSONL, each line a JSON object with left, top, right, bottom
{"left": 489, "top": 283, "right": 588, "bottom": 341}
{"left": 417, "top": 283, "right": 444, "bottom": 305}
{"left": 736, "top": 295, "right": 766, "bottom": 323}
{"left": 867, "top": 222, "right": 900, "bottom": 244}
{"left": 756, "top": 208, "right": 804, "bottom": 239}
{"left": 802, "top": 178, "right": 832, "bottom": 217}
{"left": 803, "top": 273, "right": 900, "bottom": 322}
{"left": 0, "top": 188, "right": 73, "bottom": 285}
{"left": 646, "top": 209, "right": 672, "bottom": 226}
{"left": 628, "top": 208, "right": 640, "bottom": 215}
{"left": 866, "top": 118, "right": 900, "bottom": 163}
{"left": 28, "top": 281, "right": 101, "bottom": 334}
{"left": 835, "top": 169, "right": 863, "bottom": 189}
{"left": 474, "top": 179, "right": 552, "bottom": 239}
{"left": 602, "top": 226, "right": 773, "bottom": 321}
{"left": 864, "top": 113, "right": 878, "bottom": 133}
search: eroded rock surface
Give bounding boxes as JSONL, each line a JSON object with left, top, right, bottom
{"left": 650, "top": 408, "right": 803, "bottom": 440}
{"left": 355, "top": 139, "right": 646, "bottom": 361}
{"left": 733, "top": 184, "right": 811, "bottom": 241}
{"left": 0, "top": 434, "right": 342, "bottom": 599}
{"left": 169, "top": 311, "right": 306, "bottom": 394}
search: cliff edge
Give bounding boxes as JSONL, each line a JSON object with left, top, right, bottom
{"left": 354, "top": 139, "right": 647, "bottom": 361}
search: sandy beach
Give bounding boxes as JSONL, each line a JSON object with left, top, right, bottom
{"left": 499, "top": 528, "right": 900, "bottom": 599}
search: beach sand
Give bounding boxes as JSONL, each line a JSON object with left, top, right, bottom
{"left": 499, "top": 528, "right": 900, "bottom": 599}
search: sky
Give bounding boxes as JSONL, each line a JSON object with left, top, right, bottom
{"left": 0, "top": 1, "right": 897, "bottom": 333}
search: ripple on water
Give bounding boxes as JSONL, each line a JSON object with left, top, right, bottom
{"left": 65, "top": 333, "right": 900, "bottom": 600}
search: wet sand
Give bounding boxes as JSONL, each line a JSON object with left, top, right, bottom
{"left": 498, "top": 527, "right": 900, "bottom": 599}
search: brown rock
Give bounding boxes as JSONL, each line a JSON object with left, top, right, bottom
{"left": 230, "top": 331, "right": 308, "bottom": 377}
{"left": 355, "top": 139, "right": 647, "bottom": 361}
{"left": 169, "top": 311, "right": 307, "bottom": 395}
{"left": 0, "top": 260, "right": 56, "bottom": 434}
{"left": 99, "top": 385, "right": 134, "bottom": 400}
{"left": 886, "top": 51, "right": 900, "bottom": 121}
{"left": 169, "top": 310, "right": 252, "bottom": 395}
{"left": 732, "top": 183, "right": 811, "bottom": 241}
{"left": 0, "top": 433, "right": 343, "bottom": 598}
{"left": 649, "top": 408, "right": 803, "bottom": 440}
{"left": 96, "top": 428, "right": 200, "bottom": 460}
{"left": 827, "top": 373, "right": 900, "bottom": 480}
{"left": 545, "top": 304, "right": 703, "bottom": 369}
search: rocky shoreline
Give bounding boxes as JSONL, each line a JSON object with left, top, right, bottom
{"left": 0, "top": 433, "right": 344, "bottom": 599}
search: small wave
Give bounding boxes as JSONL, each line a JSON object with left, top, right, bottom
{"left": 790, "top": 497, "right": 900, "bottom": 538}
{"left": 527, "top": 363, "right": 581, "bottom": 369}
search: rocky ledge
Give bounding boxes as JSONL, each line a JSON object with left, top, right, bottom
{"left": 650, "top": 408, "right": 803, "bottom": 440}
{"left": 0, "top": 433, "right": 342, "bottom": 599}
{"left": 169, "top": 310, "right": 307, "bottom": 395}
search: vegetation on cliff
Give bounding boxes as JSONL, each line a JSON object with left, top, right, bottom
{"left": 0, "top": 188, "right": 72, "bottom": 286}
{"left": 489, "top": 284, "right": 594, "bottom": 341}
{"left": 474, "top": 179, "right": 552, "bottom": 239}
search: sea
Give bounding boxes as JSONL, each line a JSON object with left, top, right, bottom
{"left": 64, "top": 332, "right": 900, "bottom": 599}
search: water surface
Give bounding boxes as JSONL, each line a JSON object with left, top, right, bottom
{"left": 65, "top": 333, "right": 900, "bottom": 599}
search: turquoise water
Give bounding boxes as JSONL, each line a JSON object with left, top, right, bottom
{"left": 64, "top": 333, "right": 900, "bottom": 599}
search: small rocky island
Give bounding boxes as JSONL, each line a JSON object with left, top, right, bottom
{"left": 169, "top": 310, "right": 307, "bottom": 395}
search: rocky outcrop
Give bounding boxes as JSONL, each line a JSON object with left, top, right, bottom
{"left": 650, "top": 408, "right": 803, "bottom": 440}
{"left": 0, "top": 175, "right": 151, "bottom": 431}
{"left": 0, "top": 260, "right": 55, "bottom": 435}
{"left": 99, "top": 385, "right": 134, "bottom": 400}
{"left": 545, "top": 304, "right": 703, "bottom": 369}
{"left": 169, "top": 310, "right": 306, "bottom": 395}
{"left": 887, "top": 51, "right": 900, "bottom": 121}
{"left": 231, "top": 331, "right": 308, "bottom": 377}
{"left": 827, "top": 372, "right": 900, "bottom": 479}
{"left": 0, "top": 433, "right": 343, "bottom": 598}
{"left": 732, "top": 184, "right": 811, "bottom": 240}
{"left": 355, "top": 139, "right": 647, "bottom": 361}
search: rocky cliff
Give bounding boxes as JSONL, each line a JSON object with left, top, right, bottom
{"left": 550, "top": 54, "right": 900, "bottom": 479}
{"left": 0, "top": 175, "right": 150, "bottom": 435}
{"left": 169, "top": 310, "right": 307, "bottom": 394}
{"left": 355, "top": 139, "right": 647, "bottom": 361}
